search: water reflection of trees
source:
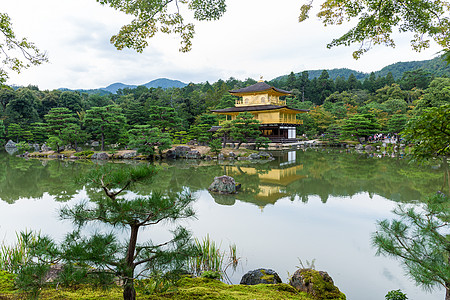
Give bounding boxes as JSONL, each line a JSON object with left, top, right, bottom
{"left": 0, "top": 150, "right": 446, "bottom": 207}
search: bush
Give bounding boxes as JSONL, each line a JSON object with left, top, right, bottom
{"left": 73, "top": 150, "right": 94, "bottom": 157}
{"left": 385, "top": 289, "right": 408, "bottom": 300}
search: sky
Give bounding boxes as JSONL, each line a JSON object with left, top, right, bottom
{"left": 2, "top": 0, "right": 444, "bottom": 90}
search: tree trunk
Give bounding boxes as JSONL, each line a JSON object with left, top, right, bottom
{"left": 123, "top": 223, "right": 139, "bottom": 300}
{"left": 123, "top": 284, "right": 136, "bottom": 300}
{"left": 101, "top": 132, "right": 105, "bottom": 151}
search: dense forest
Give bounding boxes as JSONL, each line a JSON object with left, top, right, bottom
{"left": 0, "top": 56, "right": 449, "bottom": 152}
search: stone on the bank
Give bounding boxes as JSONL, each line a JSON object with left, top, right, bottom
{"left": 258, "top": 151, "right": 273, "bottom": 159}
{"left": 41, "top": 143, "right": 51, "bottom": 152}
{"left": 228, "top": 151, "right": 236, "bottom": 158}
{"left": 355, "top": 144, "right": 364, "bottom": 150}
{"left": 186, "top": 150, "right": 201, "bottom": 159}
{"left": 208, "top": 175, "right": 237, "bottom": 194}
{"left": 289, "top": 269, "right": 346, "bottom": 300}
{"left": 365, "top": 145, "right": 375, "bottom": 151}
{"left": 218, "top": 153, "right": 225, "bottom": 160}
{"left": 240, "top": 268, "right": 282, "bottom": 285}
{"left": 91, "top": 152, "right": 109, "bottom": 160}
{"left": 5, "top": 140, "right": 16, "bottom": 148}
{"left": 122, "top": 151, "right": 137, "bottom": 159}
{"left": 174, "top": 146, "right": 191, "bottom": 158}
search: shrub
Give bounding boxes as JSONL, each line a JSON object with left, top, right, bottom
{"left": 385, "top": 289, "right": 408, "bottom": 300}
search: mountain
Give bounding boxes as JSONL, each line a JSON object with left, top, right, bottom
{"left": 273, "top": 55, "right": 449, "bottom": 82}
{"left": 100, "top": 78, "right": 187, "bottom": 93}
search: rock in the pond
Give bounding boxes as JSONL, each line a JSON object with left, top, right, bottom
{"left": 289, "top": 269, "right": 346, "bottom": 300}
{"left": 208, "top": 175, "right": 237, "bottom": 194}
{"left": 240, "top": 268, "right": 282, "bottom": 285}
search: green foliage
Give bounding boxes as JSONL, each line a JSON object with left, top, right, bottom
{"left": 99, "top": 0, "right": 226, "bottom": 53}
{"left": 0, "top": 13, "right": 47, "bottom": 84}
{"left": 229, "top": 112, "right": 261, "bottom": 149}
{"left": 299, "top": 0, "right": 450, "bottom": 59}
{"left": 255, "top": 136, "right": 270, "bottom": 150}
{"left": 385, "top": 289, "right": 408, "bottom": 300}
{"left": 84, "top": 105, "right": 126, "bottom": 151}
{"left": 47, "top": 135, "right": 63, "bottom": 153}
{"left": 73, "top": 150, "right": 94, "bottom": 158}
{"left": 15, "top": 141, "right": 32, "bottom": 154}
{"left": 372, "top": 192, "right": 450, "bottom": 296}
{"left": 0, "top": 270, "right": 15, "bottom": 292}
{"left": 208, "top": 138, "right": 222, "bottom": 155}
{"left": 189, "top": 235, "right": 240, "bottom": 283}
{"left": 201, "top": 270, "right": 221, "bottom": 280}
{"left": 60, "top": 164, "right": 197, "bottom": 300}
{"left": 402, "top": 104, "right": 450, "bottom": 160}
{"left": 1, "top": 231, "right": 59, "bottom": 299}
{"left": 341, "top": 113, "right": 380, "bottom": 143}
{"left": 128, "top": 125, "right": 172, "bottom": 157}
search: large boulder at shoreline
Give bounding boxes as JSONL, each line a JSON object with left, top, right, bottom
{"left": 174, "top": 146, "right": 191, "bottom": 158}
{"left": 289, "top": 269, "right": 346, "bottom": 300}
{"left": 41, "top": 143, "right": 51, "bottom": 152}
{"left": 122, "top": 150, "right": 137, "bottom": 159}
{"left": 91, "top": 152, "right": 110, "bottom": 160}
{"left": 5, "top": 140, "right": 16, "bottom": 148}
{"left": 186, "top": 150, "right": 201, "bottom": 159}
{"left": 240, "top": 268, "right": 282, "bottom": 285}
{"left": 208, "top": 175, "right": 237, "bottom": 194}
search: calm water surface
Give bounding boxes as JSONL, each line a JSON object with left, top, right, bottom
{"left": 0, "top": 149, "right": 447, "bottom": 300}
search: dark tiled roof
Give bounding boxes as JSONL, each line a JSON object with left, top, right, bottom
{"left": 229, "top": 82, "right": 291, "bottom": 95}
{"left": 210, "top": 105, "right": 309, "bottom": 113}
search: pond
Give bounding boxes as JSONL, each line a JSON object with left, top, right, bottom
{"left": 0, "top": 149, "right": 446, "bottom": 300}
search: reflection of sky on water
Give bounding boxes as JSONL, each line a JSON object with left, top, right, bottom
{"left": 0, "top": 149, "right": 445, "bottom": 300}
{"left": 0, "top": 189, "right": 442, "bottom": 300}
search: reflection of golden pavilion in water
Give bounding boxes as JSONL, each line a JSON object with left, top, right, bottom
{"left": 225, "top": 151, "right": 306, "bottom": 205}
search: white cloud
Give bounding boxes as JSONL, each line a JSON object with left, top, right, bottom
{"left": 2, "top": 0, "right": 443, "bottom": 90}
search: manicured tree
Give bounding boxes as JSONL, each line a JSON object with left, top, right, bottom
{"left": 59, "top": 164, "right": 197, "bottom": 300}
{"left": 341, "top": 113, "right": 380, "bottom": 143}
{"left": 7, "top": 123, "right": 23, "bottom": 142}
{"left": 44, "top": 107, "right": 77, "bottom": 133}
{"left": 84, "top": 105, "right": 126, "bottom": 151}
{"left": 230, "top": 112, "right": 261, "bottom": 149}
{"left": 128, "top": 125, "right": 172, "bottom": 158}
{"left": 386, "top": 114, "right": 409, "bottom": 144}
{"left": 214, "top": 121, "right": 232, "bottom": 148}
{"left": 30, "top": 122, "right": 48, "bottom": 144}
{"left": 372, "top": 192, "right": 450, "bottom": 300}
{"left": 254, "top": 136, "right": 270, "bottom": 150}
{"left": 402, "top": 104, "right": 450, "bottom": 160}
{"left": 148, "top": 105, "right": 181, "bottom": 133}
{"left": 46, "top": 136, "right": 63, "bottom": 153}
{"left": 208, "top": 138, "right": 222, "bottom": 155}
{"left": 0, "top": 120, "right": 6, "bottom": 145}
{"left": 60, "top": 123, "right": 89, "bottom": 150}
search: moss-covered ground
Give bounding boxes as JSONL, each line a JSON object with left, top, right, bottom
{"left": 0, "top": 277, "right": 317, "bottom": 300}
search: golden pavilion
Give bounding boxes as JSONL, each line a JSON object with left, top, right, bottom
{"left": 211, "top": 80, "right": 308, "bottom": 142}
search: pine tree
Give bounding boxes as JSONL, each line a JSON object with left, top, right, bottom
{"left": 372, "top": 192, "right": 450, "bottom": 300}
{"left": 59, "top": 164, "right": 197, "bottom": 300}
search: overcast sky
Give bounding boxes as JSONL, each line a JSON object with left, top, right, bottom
{"left": 3, "top": 0, "right": 443, "bottom": 90}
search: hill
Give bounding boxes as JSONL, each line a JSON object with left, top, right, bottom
{"left": 274, "top": 55, "right": 449, "bottom": 82}
{"left": 100, "top": 78, "right": 187, "bottom": 93}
